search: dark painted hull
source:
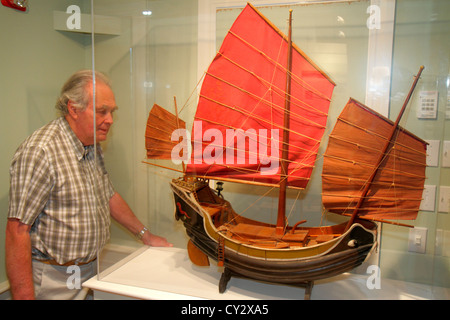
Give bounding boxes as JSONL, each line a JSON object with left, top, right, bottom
{"left": 171, "top": 178, "right": 377, "bottom": 291}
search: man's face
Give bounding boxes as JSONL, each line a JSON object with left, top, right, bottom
{"left": 74, "top": 82, "right": 118, "bottom": 145}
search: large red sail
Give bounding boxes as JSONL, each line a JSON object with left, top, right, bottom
{"left": 185, "top": 4, "right": 335, "bottom": 189}
{"left": 322, "top": 98, "right": 427, "bottom": 221}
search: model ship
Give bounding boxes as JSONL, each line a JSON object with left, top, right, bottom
{"left": 144, "top": 3, "right": 427, "bottom": 298}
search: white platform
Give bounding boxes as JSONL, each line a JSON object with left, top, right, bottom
{"left": 84, "top": 246, "right": 449, "bottom": 300}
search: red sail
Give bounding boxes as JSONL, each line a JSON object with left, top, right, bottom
{"left": 322, "top": 98, "right": 427, "bottom": 221}
{"left": 185, "top": 4, "right": 335, "bottom": 189}
{"left": 145, "top": 104, "right": 186, "bottom": 160}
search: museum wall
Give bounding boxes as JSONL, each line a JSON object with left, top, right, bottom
{"left": 0, "top": 0, "right": 90, "bottom": 285}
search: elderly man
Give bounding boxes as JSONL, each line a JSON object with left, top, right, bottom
{"left": 5, "top": 70, "right": 172, "bottom": 300}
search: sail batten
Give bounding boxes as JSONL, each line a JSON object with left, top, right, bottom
{"left": 323, "top": 154, "right": 427, "bottom": 175}
{"left": 202, "top": 72, "right": 328, "bottom": 127}
{"left": 335, "top": 120, "right": 428, "bottom": 157}
{"left": 322, "top": 98, "right": 427, "bottom": 221}
{"left": 225, "top": 31, "right": 333, "bottom": 102}
{"left": 145, "top": 104, "right": 186, "bottom": 160}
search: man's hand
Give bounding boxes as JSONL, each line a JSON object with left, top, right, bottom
{"left": 142, "top": 231, "right": 173, "bottom": 247}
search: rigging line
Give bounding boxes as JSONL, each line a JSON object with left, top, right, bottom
{"left": 389, "top": 146, "right": 427, "bottom": 165}
{"left": 323, "top": 157, "right": 427, "bottom": 178}
{"left": 146, "top": 107, "right": 186, "bottom": 127}
{"left": 338, "top": 214, "right": 414, "bottom": 228}
{"left": 227, "top": 30, "right": 332, "bottom": 102}
{"left": 328, "top": 134, "right": 385, "bottom": 154}
{"left": 237, "top": 183, "right": 279, "bottom": 217}
{"left": 146, "top": 118, "right": 316, "bottom": 166}
{"left": 285, "top": 188, "right": 303, "bottom": 226}
{"left": 190, "top": 155, "right": 309, "bottom": 198}
{"left": 193, "top": 116, "right": 319, "bottom": 158}
{"left": 145, "top": 135, "right": 178, "bottom": 144}
{"left": 337, "top": 118, "right": 427, "bottom": 156}
{"left": 198, "top": 96, "right": 322, "bottom": 144}
{"left": 269, "top": 17, "right": 288, "bottom": 95}
{"left": 222, "top": 167, "right": 311, "bottom": 225}
{"left": 198, "top": 74, "right": 273, "bottom": 179}
{"left": 179, "top": 72, "right": 206, "bottom": 114}
{"left": 323, "top": 154, "right": 426, "bottom": 179}
{"left": 322, "top": 194, "right": 423, "bottom": 202}
{"left": 204, "top": 72, "right": 327, "bottom": 129}
{"left": 142, "top": 160, "right": 184, "bottom": 174}
{"left": 146, "top": 123, "right": 176, "bottom": 137}
{"left": 321, "top": 175, "right": 426, "bottom": 190}
{"left": 146, "top": 147, "right": 176, "bottom": 154}
{"left": 192, "top": 117, "right": 269, "bottom": 149}
{"left": 328, "top": 135, "right": 427, "bottom": 166}
{"left": 185, "top": 174, "right": 305, "bottom": 190}
{"left": 191, "top": 113, "right": 319, "bottom": 175}
{"left": 188, "top": 160, "right": 312, "bottom": 180}
{"left": 384, "top": 116, "right": 403, "bottom": 219}
{"left": 282, "top": 137, "right": 322, "bottom": 177}
{"left": 188, "top": 115, "right": 317, "bottom": 177}
{"left": 343, "top": 125, "right": 423, "bottom": 224}
{"left": 189, "top": 138, "right": 316, "bottom": 170}
{"left": 385, "top": 148, "right": 427, "bottom": 167}
{"left": 216, "top": 52, "right": 329, "bottom": 117}
{"left": 330, "top": 207, "right": 422, "bottom": 212}
{"left": 337, "top": 118, "right": 397, "bottom": 146}
{"left": 392, "top": 136, "right": 427, "bottom": 156}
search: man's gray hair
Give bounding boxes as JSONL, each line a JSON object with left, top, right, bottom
{"left": 55, "top": 70, "right": 112, "bottom": 115}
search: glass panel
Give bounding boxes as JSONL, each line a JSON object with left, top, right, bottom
{"left": 91, "top": 0, "right": 199, "bottom": 280}
{"left": 88, "top": 0, "right": 448, "bottom": 298}
{"left": 382, "top": 0, "right": 450, "bottom": 292}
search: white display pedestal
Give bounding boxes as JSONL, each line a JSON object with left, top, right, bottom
{"left": 83, "top": 246, "right": 448, "bottom": 300}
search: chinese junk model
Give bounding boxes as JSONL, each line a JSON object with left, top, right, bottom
{"left": 144, "top": 4, "right": 426, "bottom": 298}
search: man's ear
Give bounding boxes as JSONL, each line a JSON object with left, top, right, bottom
{"left": 67, "top": 101, "right": 78, "bottom": 120}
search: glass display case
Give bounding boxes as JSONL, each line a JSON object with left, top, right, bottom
{"left": 0, "top": 0, "right": 448, "bottom": 300}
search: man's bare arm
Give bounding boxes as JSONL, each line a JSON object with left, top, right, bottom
{"left": 5, "top": 218, "right": 35, "bottom": 300}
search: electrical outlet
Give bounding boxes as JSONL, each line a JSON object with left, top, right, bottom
{"left": 438, "top": 186, "right": 450, "bottom": 213}
{"left": 442, "top": 141, "right": 450, "bottom": 168}
{"left": 408, "top": 227, "right": 427, "bottom": 254}
{"left": 420, "top": 185, "right": 436, "bottom": 211}
{"left": 425, "top": 140, "right": 440, "bottom": 167}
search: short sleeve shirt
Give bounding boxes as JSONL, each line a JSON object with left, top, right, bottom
{"left": 8, "top": 117, "right": 115, "bottom": 264}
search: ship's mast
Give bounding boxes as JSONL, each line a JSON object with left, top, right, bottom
{"left": 276, "top": 9, "right": 293, "bottom": 236}
{"left": 345, "top": 65, "right": 424, "bottom": 231}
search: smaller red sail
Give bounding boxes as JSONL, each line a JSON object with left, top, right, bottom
{"left": 322, "top": 98, "right": 427, "bottom": 221}
{"left": 185, "top": 4, "right": 335, "bottom": 189}
{"left": 145, "top": 104, "right": 186, "bottom": 160}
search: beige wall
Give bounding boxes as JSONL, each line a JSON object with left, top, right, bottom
{"left": 0, "top": 0, "right": 89, "bottom": 284}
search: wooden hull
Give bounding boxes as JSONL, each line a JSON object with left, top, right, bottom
{"left": 171, "top": 178, "right": 377, "bottom": 289}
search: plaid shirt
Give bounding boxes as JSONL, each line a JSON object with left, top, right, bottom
{"left": 8, "top": 117, "right": 115, "bottom": 264}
